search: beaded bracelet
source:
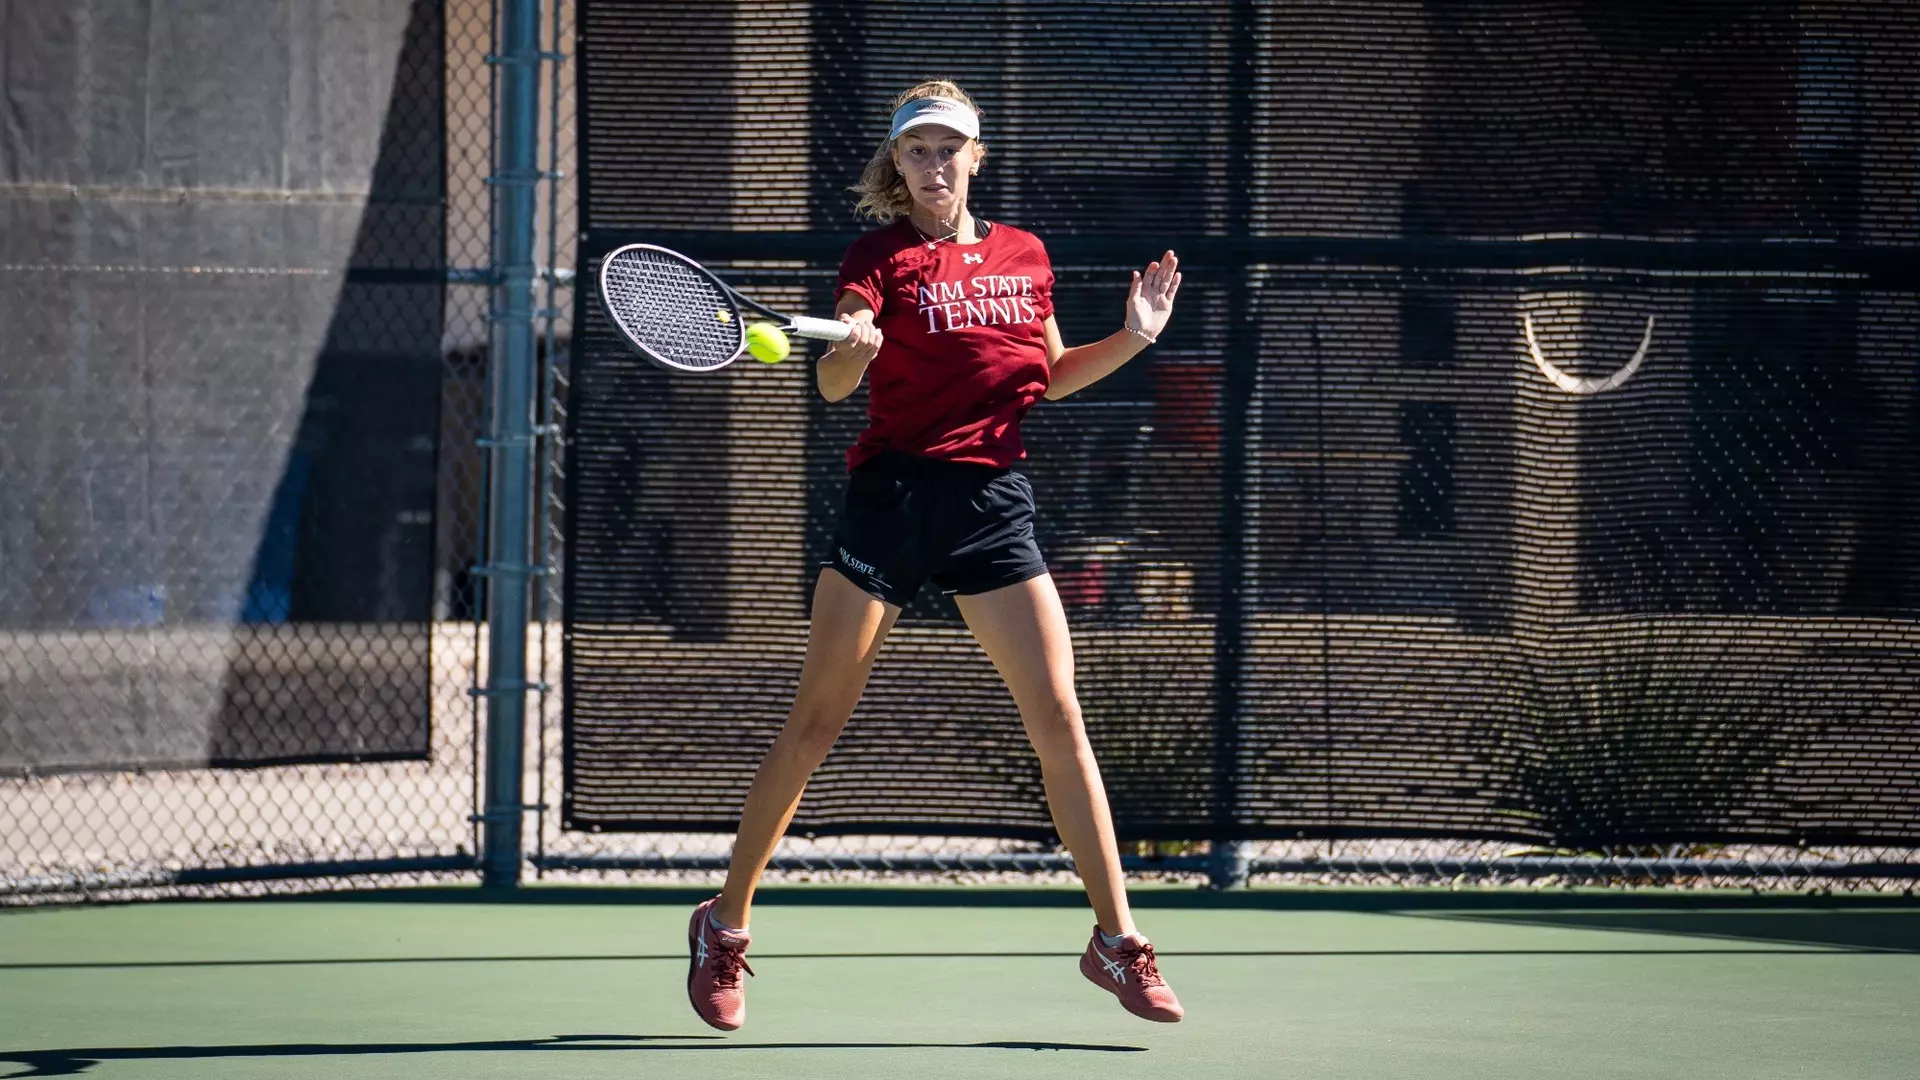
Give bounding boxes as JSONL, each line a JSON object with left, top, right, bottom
{"left": 1123, "top": 323, "right": 1158, "bottom": 345}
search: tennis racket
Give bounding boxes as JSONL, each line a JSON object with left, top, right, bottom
{"left": 596, "top": 243, "right": 851, "bottom": 373}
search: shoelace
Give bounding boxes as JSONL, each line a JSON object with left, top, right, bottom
{"left": 1122, "top": 942, "right": 1166, "bottom": 987}
{"left": 708, "top": 939, "right": 755, "bottom": 989}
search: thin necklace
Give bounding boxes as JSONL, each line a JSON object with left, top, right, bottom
{"left": 909, "top": 214, "right": 970, "bottom": 251}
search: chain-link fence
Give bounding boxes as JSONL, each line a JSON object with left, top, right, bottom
{"left": 537, "top": 0, "right": 1920, "bottom": 894}
{"left": 7, "top": 1, "right": 1920, "bottom": 905}
{"left": 0, "top": 0, "right": 580, "bottom": 904}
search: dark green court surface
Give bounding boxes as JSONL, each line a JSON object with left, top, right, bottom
{"left": 2, "top": 888, "right": 1916, "bottom": 1079}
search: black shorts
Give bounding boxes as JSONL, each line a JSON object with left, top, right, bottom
{"left": 826, "top": 450, "right": 1049, "bottom": 608}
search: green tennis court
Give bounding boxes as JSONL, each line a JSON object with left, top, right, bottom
{"left": 4, "top": 889, "right": 1916, "bottom": 1079}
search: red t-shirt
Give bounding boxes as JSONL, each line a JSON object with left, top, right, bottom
{"left": 836, "top": 219, "right": 1054, "bottom": 470}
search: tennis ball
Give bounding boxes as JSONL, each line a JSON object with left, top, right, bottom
{"left": 746, "top": 322, "right": 791, "bottom": 364}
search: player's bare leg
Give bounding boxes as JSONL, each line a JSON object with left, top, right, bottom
{"left": 954, "top": 573, "right": 1132, "bottom": 934}
{"left": 687, "top": 569, "right": 896, "bottom": 1031}
{"left": 956, "top": 572, "right": 1183, "bottom": 1022}
{"left": 717, "top": 569, "right": 897, "bottom": 928}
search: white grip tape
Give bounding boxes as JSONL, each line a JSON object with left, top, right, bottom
{"left": 789, "top": 316, "right": 851, "bottom": 342}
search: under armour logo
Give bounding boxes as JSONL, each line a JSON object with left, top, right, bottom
{"left": 963, "top": 253, "right": 984, "bottom": 265}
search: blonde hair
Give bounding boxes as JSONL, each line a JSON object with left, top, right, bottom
{"left": 851, "top": 80, "right": 987, "bottom": 223}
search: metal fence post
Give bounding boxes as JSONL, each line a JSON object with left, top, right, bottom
{"left": 479, "top": 0, "right": 544, "bottom": 888}
{"left": 1207, "top": 0, "right": 1259, "bottom": 892}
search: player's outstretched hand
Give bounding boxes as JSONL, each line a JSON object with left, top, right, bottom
{"left": 1126, "top": 250, "right": 1182, "bottom": 342}
{"left": 838, "top": 312, "right": 883, "bottom": 364}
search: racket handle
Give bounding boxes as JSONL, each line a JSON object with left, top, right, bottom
{"left": 789, "top": 316, "right": 851, "bottom": 342}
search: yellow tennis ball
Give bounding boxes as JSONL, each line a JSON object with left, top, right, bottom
{"left": 745, "top": 322, "right": 791, "bottom": 364}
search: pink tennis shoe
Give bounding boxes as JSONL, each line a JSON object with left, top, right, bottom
{"left": 1080, "top": 928, "right": 1184, "bottom": 1022}
{"left": 686, "top": 896, "right": 754, "bottom": 1030}
{"left": 689, "top": 900, "right": 1180, "bottom": 1028}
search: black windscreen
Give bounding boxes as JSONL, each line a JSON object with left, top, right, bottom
{"left": 565, "top": 1, "right": 1920, "bottom": 846}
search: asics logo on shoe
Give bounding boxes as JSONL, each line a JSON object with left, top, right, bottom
{"left": 1101, "top": 953, "right": 1129, "bottom": 984}
{"left": 695, "top": 931, "right": 710, "bottom": 967}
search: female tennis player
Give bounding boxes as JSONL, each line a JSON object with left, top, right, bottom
{"left": 687, "top": 80, "right": 1183, "bottom": 1030}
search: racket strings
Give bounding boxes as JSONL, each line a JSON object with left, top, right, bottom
{"left": 601, "top": 251, "right": 742, "bottom": 371}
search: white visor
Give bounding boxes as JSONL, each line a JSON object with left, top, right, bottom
{"left": 888, "top": 96, "right": 980, "bottom": 141}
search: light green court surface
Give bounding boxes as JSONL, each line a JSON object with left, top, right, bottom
{"left": 2, "top": 888, "right": 1916, "bottom": 1080}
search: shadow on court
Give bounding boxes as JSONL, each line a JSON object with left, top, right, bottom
{"left": 0, "top": 1034, "right": 1146, "bottom": 1077}
{"left": 1422, "top": 908, "right": 1920, "bottom": 953}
